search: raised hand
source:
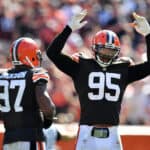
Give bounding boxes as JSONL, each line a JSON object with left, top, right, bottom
{"left": 131, "top": 12, "right": 150, "bottom": 36}
{"left": 68, "top": 9, "right": 88, "bottom": 31}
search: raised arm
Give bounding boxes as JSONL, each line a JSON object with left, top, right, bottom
{"left": 131, "top": 12, "right": 150, "bottom": 61}
{"left": 128, "top": 13, "right": 150, "bottom": 83}
{"left": 46, "top": 25, "right": 72, "bottom": 59}
{"left": 46, "top": 10, "right": 87, "bottom": 78}
{"left": 47, "top": 9, "right": 87, "bottom": 57}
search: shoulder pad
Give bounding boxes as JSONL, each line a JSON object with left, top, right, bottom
{"left": 32, "top": 67, "right": 49, "bottom": 83}
{"left": 114, "top": 57, "right": 135, "bottom": 65}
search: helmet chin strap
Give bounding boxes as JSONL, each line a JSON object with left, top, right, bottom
{"left": 25, "top": 56, "right": 35, "bottom": 68}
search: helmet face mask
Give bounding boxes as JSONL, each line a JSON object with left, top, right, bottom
{"left": 92, "top": 30, "right": 120, "bottom": 67}
{"left": 10, "top": 37, "right": 42, "bottom": 68}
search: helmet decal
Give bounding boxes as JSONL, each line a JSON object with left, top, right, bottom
{"left": 12, "top": 38, "right": 24, "bottom": 64}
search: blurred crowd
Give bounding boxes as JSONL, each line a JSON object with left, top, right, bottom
{"left": 0, "top": 0, "right": 150, "bottom": 125}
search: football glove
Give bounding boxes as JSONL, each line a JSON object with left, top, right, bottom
{"left": 68, "top": 9, "right": 87, "bottom": 31}
{"left": 132, "top": 12, "right": 150, "bottom": 36}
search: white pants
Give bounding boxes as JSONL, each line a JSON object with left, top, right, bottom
{"left": 75, "top": 125, "right": 123, "bottom": 150}
{"left": 3, "top": 141, "right": 46, "bottom": 150}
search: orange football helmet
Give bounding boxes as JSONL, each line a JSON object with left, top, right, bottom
{"left": 92, "top": 30, "right": 120, "bottom": 67}
{"left": 10, "top": 37, "right": 42, "bottom": 68}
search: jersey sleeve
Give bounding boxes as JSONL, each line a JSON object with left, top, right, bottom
{"left": 127, "top": 34, "right": 150, "bottom": 84}
{"left": 128, "top": 62, "right": 150, "bottom": 83}
{"left": 46, "top": 25, "right": 79, "bottom": 78}
{"left": 146, "top": 34, "right": 150, "bottom": 61}
{"left": 32, "top": 68, "right": 49, "bottom": 84}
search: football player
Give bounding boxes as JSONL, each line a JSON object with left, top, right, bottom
{"left": 0, "top": 37, "right": 56, "bottom": 150}
{"left": 46, "top": 10, "right": 150, "bottom": 150}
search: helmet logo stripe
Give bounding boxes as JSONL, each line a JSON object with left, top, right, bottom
{"left": 107, "top": 32, "right": 114, "bottom": 44}
{"left": 12, "top": 38, "right": 23, "bottom": 62}
{"left": 107, "top": 32, "right": 111, "bottom": 44}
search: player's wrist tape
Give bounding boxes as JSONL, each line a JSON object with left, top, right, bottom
{"left": 91, "top": 127, "right": 109, "bottom": 138}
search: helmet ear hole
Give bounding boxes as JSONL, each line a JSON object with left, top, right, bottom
{"left": 32, "top": 58, "right": 35, "bottom": 61}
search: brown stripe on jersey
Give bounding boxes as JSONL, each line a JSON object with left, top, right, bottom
{"left": 32, "top": 73, "right": 49, "bottom": 82}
